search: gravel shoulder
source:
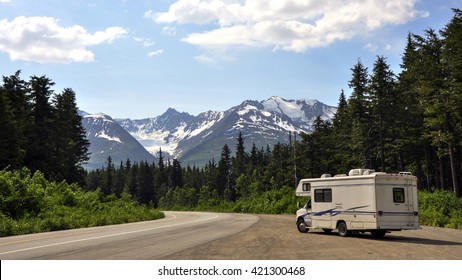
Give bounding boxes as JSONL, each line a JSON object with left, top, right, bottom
{"left": 165, "top": 214, "right": 462, "bottom": 260}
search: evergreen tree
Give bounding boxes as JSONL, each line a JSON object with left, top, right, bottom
{"left": 440, "top": 8, "right": 462, "bottom": 196}
{"left": 26, "top": 75, "right": 55, "bottom": 177}
{"left": 348, "top": 59, "right": 371, "bottom": 168}
{"left": 265, "top": 142, "right": 293, "bottom": 188}
{"left": 114, "top": 161, "right": 126, "bottom": 197}
{"left": 233, "top": 132, "right": 248, "bottom": 178}
{"left": 331, "top": 89, "right": 353, "bottom": 172}
{"left": 169, "top": 159, "right": 183, "bottom": 188}
{"left": 217, "top": 144, "right": 232, "bottom": 199}
{"left": 398, "top": 33, "right": 428, "bottom": 188}
{"left": 415, "top": 29, "right": 454, "bottom": 190}
{"left": 203, "top": 159, "right": 219, "bottom": 193}
{"left": 369, "top": 56, "right": 397, "bottom": 171}
{"left": 85, "top": 168, "right": 103, "bottom": 191}
{"left": 155, "top": 148, "right": 168, "bottom": 199}
{"left": 2, "top": 71, "right": 29, "bottom": 166}
{"left": 52, "top": 88, "right": 90, "bottom": 183}
{"left": 249, "top": 142, "right": 259, "bottom": 170}
{"left": 103, "top": 156, "right": 114, "bottom": 195}
{"left": 137, "top": 161, "right": 155, "bottom": 206}
{"left": 0, "top": 87, "right": 22, "bottom": 169}
{"left": 127, "top": 162, "right": 139, "bottom": 200}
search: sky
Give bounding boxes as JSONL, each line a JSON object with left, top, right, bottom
{"left": 1, "top": 0, "right": 461, "bottom": 119}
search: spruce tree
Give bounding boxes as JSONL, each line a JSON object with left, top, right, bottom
{"left": 369, "top": 56, "right": 396, "bottom": 171}
{"left": 52, "top": 88, "right": 90, "bottom": 183}
{"left": 2, "top": 71, "right": 30, "bottom": 166}
{"left": 103, "top": 156, "right": 114, "bottom": 195}
{"left": 331, "top": 89, "right": 353, "bottom": 172}
{"left": 440, "top": 9, "right": 462, "bottom": 196}
{"left": 398, "top": 33, "right": 427, "bottom": 188}
{"left": 234, "top": 132, "right": 247, "bottom": 178}
{"left": 217, "top": 144, "right": 232, "bottom": 199}
{"left": 26, "top": 75, "right": 55, "bottom": 177}
{"left": 155, "top": 148, "right": 168, "bottom": 199}
{"left": 0, "top": 87, "right": 22, "bottom": 169}
{"left": 348, "top": 60, "right": 371, "bottom": 168}
{"left": 170, "top": 159, "right": 183, "bottom": 188}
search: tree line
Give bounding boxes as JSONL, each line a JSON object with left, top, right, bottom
{"left": 84, "top": 134, "right": 299, "bottom": 208}
{"left": 0, "top": 71, "right": 90, "bottom": 185}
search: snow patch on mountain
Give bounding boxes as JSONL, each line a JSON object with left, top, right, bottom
{"left": 95, "top": 131, "right": 123, "bottom": 143}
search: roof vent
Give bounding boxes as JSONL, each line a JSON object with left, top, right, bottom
{"left": 348, "top": 169, "right": 375, "bottom": 176}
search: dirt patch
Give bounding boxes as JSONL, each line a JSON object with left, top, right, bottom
{"left": 165, "top": 214, "right": 462, "bottom": 260}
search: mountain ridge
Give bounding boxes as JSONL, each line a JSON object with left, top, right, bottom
{"left": 82, "top": 96, "right": 337, "bottom": 168}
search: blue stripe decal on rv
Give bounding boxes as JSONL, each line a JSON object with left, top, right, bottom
{"left": 309, "top": 205, "right": 375, "bottom": 217}
{"left": 302, "top": 207, "right": 415, "bottom": 218}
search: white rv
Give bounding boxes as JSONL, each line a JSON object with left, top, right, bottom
{"left": 296, "top": 169, "right": 420, "bottom": 237}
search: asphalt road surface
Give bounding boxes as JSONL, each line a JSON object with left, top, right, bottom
{"left": 0, "top": 211, "right": 258, "bottom": 259}
{"left": 1, "top": 212, "right": 462, "bottom": 260}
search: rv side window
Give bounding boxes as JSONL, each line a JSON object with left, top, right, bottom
{"left": 314, "top": 189, "right": 332, "bottom": 203}
{"left": 393, "top": 188, "right": 405, "bottom": 203}
{"left": 302, "top": 183, "right": 311, "bottom": 192}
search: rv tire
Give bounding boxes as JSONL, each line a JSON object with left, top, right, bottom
{"left": 297, "top": 219, "right": 309, "bottom": 233}
{"left": 337, "top": 221, "right": 350, "bottom": 237}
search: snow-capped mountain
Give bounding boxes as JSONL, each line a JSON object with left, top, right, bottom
{"left": 115, "top": 96, "right": 336, "bottom": 166}
{"left": 82, "top": 113, "right": 157, "bottom": 169}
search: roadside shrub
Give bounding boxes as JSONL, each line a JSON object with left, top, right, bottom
{"left": 0, "top": 168, "right": 164, "bottom": 237}
{"left": 418, "top": 190, "right": 462, "bottom": 229}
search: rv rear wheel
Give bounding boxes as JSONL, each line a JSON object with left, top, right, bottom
{"left": 297, "top": 219, "right": 309, "bottom": 233}
{"left": 337, "top": 222, "right": 350, "bottom": 237}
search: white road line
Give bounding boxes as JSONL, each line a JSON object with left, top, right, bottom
{"left": 0, "top": 214, "right": 219, "bottom": 256}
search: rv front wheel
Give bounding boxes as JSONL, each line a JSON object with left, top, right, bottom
{"left": 337, "top": 222, "right": 350, "bottom": 237}
{"left": 297, "top": 219, "right": 309, "bottom": 233}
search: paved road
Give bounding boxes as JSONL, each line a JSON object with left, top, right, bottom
{"left": 0, "top": 211, "right": 259, "bottom": 259}
{"left": 2, "top": 212, "right": 462, "bottom": 260}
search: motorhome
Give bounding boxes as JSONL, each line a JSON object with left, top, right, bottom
{"left": 295, "top": 169, "right": 420, "bottom": 237}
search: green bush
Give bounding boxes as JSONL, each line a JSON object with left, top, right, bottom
{"left": 159, "top": 184, "right": 301, "bottom": 215}
{"left": 418, "top": 190, "right": 462, "bottom": 229}
{"left": 0, "top": 168, "right": 164, "bottom": 237}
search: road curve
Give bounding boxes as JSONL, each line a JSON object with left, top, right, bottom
{"left": 0, "top": 211, "right": 259, "bottom": 260}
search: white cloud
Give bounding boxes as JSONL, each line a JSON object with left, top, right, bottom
{"left": 134, "top": 37, "right": 156, "bottom": 47}
{"left": 162, "top": 26, "right": 177, "bottom": 36}
{"left": 147, "top": 49, "right": 164, "bottom": 58}
{"left": 0, "top": 0, "right": 12, "bottom": 3}
{"left": 150, "top": 0, "right": 427, "bottom": 53}
{"left": 0, "top": 16, "right": 128, "bottom": 63}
